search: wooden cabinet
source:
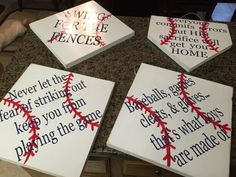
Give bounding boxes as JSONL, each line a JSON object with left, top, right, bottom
{"left": 81, "top": 155, "right": 182, "bottom": 177}
{"left": 123, "top": 160, "right": 160, "bottom": 177}
{"left": 122, "top": 160, "right": 182, "bottom": 177}
{"left": 82, "top": 156, "right": 110, "bottom": 177}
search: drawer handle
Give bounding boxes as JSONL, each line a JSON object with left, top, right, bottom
{"left": 154, "top": 170, "right": 164, "bottom": 177}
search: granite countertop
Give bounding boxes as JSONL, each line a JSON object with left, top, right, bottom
{"left": 0, "top": 16, "right": 235, "bottom": 165}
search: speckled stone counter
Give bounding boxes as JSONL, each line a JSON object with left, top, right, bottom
{"left": 0, "top": 16, "right": 236, "bottom": 167}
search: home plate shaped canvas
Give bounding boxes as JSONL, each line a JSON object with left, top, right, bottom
{"left": 30, "top": 0, "right": 134, "bottom": 69}
{"left": 0, "top": 64, "right": 114, "bottom": 177}
{"left": 148, "top": 16, "right": 232, "bottom": 72}
{"left": 107, "top": 63, "right": 233, "bottom": 177}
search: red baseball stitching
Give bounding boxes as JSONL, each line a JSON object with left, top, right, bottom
{"left": 95, "top": 14, "right": 112, "bottom": 47}
{"left": 126, "top": 96, "right": 176, "bottom": 167}
{"left": 178, "top": 73, "right": 231, "bottom": 133}
{"left": 200, "top": 21, "right": 219, "bottom": 52}
{"left": 63, "top": 72, "right": 99, "bottom": 130}
{"left": 47, "top": 31, "right": 66, "bottom": 43}
{"left": 160, "top": 17, "right": 177, "bottom": 45}
{"left": 2, "top": 98, "right": 39, "bottom": 164}
{"left": 48, "top": 12, "right": 71, "bottom": 43}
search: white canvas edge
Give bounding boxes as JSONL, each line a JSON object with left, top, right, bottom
{"left": 29, "top": 24, "right": 135, "bottom": 69}
{"left": 65, "top": 31, "right": 135, "bottom": 68}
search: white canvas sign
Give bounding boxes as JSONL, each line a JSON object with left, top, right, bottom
{"left": 148, "top": 16, "right": 232, "bottom": 72}
{"left": 107, "top": 63, "right": 233, "bottom": 177}
{"left": 30, "top": 1, "right": 134, "bottom": 68}
{"left": 0, "top": 64, "right": 114, "bottom": 177}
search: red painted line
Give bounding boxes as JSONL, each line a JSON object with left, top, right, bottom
{"left": 63, "top": 72, "right": 99, "bottom": 130}
{"left": 126, "top": 96, "right": 176, "bottom": 167}
{"left": 178, "top": 73, "right": 230, "bottom": 133}
{"left": 2, "top": 98, "right": 39, "bottom": 164}
{"left": 200, "top": 21, "right": 219, "bottom": 52}
{"left": 160, "top": 17, "right": 177, "bottom": 45}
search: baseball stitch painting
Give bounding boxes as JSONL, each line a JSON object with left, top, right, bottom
{"left": 107, "top": 63, "right": 233, "bottom": 177}
{"left": 0, "top": 64, "right": 114, "bottom": 177}
{"left": 29, "top": 0, "right": 134, "bottom": 69}
{"left": 148, "top": 16, "right": 232, "bottom": 72}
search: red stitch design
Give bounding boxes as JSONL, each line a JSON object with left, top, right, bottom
{"left": 48, "top": 12, "right": 71, "bottom": 43}
{"left": 178, "top": 73, "right": 231, "bottom": 134}
{"left": 160, "top": 17, "right": 177, "bottom": 45}
{"left": 95, "top": 14, "right": 112, "bottom": 47}
{"left": 2, "top": 98, "right": 39, "bottom": 164}
{"left": 47, "top": 31, "right": 66, "bottom": 43}
{"left": 126, "top": 96, "right": 176, "bottom": 167}
{"left": 200, "top": 21, "right": 219, "bottom": 52}
{"left": 63, "top": 72, "right": 99, "bottom": 130}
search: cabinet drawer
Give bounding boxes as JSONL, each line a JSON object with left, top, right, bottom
{"left": 123, "top": 160, "right": 182, "bottom": 177}
{"left": 82, "top": 156, "right": 110, "bottom": 177}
